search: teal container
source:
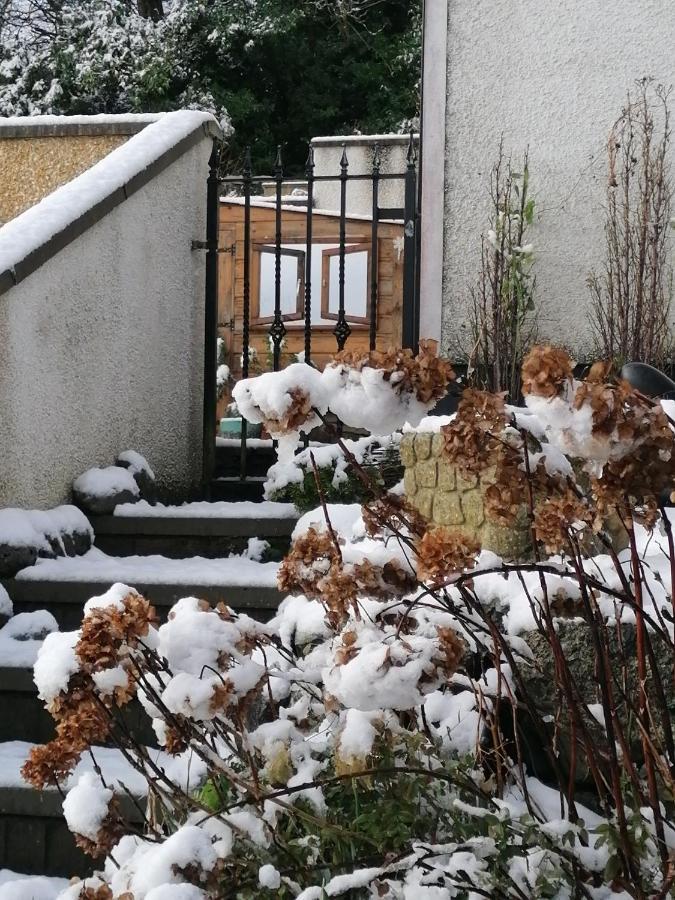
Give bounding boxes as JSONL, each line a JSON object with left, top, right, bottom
{"left": 219, "top": 417, "right": 263, "bottom": 438}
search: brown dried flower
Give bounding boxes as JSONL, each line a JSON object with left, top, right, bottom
{"left": 334, "top": 340, "right": 454, "bottom": 405}
{"left": 415, "top": 527, "right": 481, "bottom": 583}
{"left": 521, "top": 345, "right": 574, "bottom": 398}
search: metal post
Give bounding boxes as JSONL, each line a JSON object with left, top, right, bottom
{"left": 334, "top": 144, "right": 351, "bottom": 351}
{"left": 369, "top": 144, "right": 381, "bottom": 351}
{"left": 270, "top": 146, "right": 286, "bottom": 371}
{"left": 202, "top": 140, "right": 220, "bottom": 497}
{"left": 239, "top": 148, "right": 252, "bottom": 482}
{"left": 401, "top": 131, "right": 419, "bottom": 351}
{"left": 304, "top": 145, "right": 315, "bottom": 364}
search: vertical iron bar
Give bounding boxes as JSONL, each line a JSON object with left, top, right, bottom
{"left": 304, "top": 145, "right": 315, "bottom": 364}
{"left": 239, "top": 148, "right": 252, "bottom": 482}
{"left": 270, "top": 146, "right": 286, "bottom": 371}
{"left": 202, "top": 140, "right": 220, "bottom": 498}
{"left": 334, "top": 143, "right": 351, "bottom": 350}
{"left": 369, "top": 144, "right": 381, "bottom": 351}
{"left": 402, "top": 130, "right": 419, "bottom": 351}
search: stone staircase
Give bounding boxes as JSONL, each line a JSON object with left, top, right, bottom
{"left": 0, "top": 440, "right": 293, "bottom": 877}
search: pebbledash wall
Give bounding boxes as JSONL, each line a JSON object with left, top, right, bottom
{"left": 0, "top": 112, "right": 221, "bottom": 508}
{"left": 420, "top": 0, "right": 675, "bottom": 360}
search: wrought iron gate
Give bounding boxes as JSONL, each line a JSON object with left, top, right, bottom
{"left": 200, "top": 135, "right": 421, "bottom": 487}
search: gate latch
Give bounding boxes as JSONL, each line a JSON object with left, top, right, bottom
{"left": 191, "top": 240, "right": 236, "bottom": 254}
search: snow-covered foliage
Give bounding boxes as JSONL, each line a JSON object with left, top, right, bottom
{"left": 233, "top": 342, "right": 454, "bottom": 452}
{"left": 22, "top": 345, "right": 675, "bottom": 898}
{"left": 265, "top": 432, "right": 402, "bottom": 510}
{"left": 73, "top": 466, "right": 139, "bottom": 501}
{"left": 0, "top": 1, "right": 228, "bottom": 127}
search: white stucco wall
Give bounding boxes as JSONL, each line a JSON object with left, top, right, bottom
{"left": 437, "top": 0, "right": 675, "bottom": 361}
{"left": 0, "top": 139, "right": 210, "bottom": 508}
{"left": 311, "top": 135, "right": 416, "bottom": 217}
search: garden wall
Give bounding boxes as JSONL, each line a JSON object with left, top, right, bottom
{"left": 0, "top": 112, "right": 220, "bottom": 508}
{"left": 428, "top": 0, "right": 675, "bottom": 360}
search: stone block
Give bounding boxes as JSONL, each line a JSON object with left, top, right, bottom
{"left": 461, "top": 489, "right": 486, "bottom": 529}
{"left": 432, "top": 491, "right": 464, "bottom": 526}
{"left": 456, "top": 470, "right": 479, "bottom": 491}
{"left": 403, "top": 468, "right": 417, "bottom": 495}
{"left": 437, "top": 461, "right": 456, "bottom": 491}
{"left": 414, "top": 433, "right": 432, "bottom": 460}
{"left": 431, "top": 433, "right": 444, "bottom": 457}
{"left": 415, "top": 489, "right": 434, "bottom": 519}
{"left": 416, "top": 460, "right": 438, "bottom": 489}
{"left": 399, "top": 433, "right": 416, "bottom": 468}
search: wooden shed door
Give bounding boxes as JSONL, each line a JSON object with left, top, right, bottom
{"left": 217, "top": 225, "right": 236, "bottom": 419}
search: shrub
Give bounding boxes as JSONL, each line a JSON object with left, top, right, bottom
{"left": 25, "top": 345, "right": 675, "bottom": 899}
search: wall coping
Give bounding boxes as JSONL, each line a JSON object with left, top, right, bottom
{"left": 0, "top": 111, "right": 222, "bottom": 295}
{"left": 0, "top": 112, "right": 163, "bottom": 139}
{"left": 311, "top": 133, "right": 420, "bottom": 148}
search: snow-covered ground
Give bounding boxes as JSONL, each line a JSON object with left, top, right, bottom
{"left": 14, "top": 548, "right": 280, "bottom": 587}
{"left": 0, "top": 870, "right": 68, "bottom": 900}
{"left": 113, "top": 499, "right": 297, "bottom": 519}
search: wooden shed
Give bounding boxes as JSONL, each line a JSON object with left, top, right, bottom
{"left": 217, "top": 198, "right": 404, "bottom": 414}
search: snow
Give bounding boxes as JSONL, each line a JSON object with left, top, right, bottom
{"left": 0, "top": 113, "right": 162, "bottom": 129}
{"left": 73, "top": 465, "right": 139, "bottom": 499}
{"left": 0, "top": 741, "right": 205, "bottom": 796}
{"left": 258, "top": 864, "right": 281, "bottom": 890}
{"left": 0, "top": 585, "right": 11, "bottom": 619}
{"left": 117, "top": 450, "right": 155, "bottom": 480}
{"left": 0, "top": 505, "right": 91, "bottom": 551}
{"left": 265, "top": 434, "right": 400, "bottom": 499}
{"left": 113, "top": 499, "right": 297, "bottom": 519}
{"left": 0, "top": 111, "right": 218, "bottom": 276}
{"left": 234, "top": 360, "right": 439, "bottom": 449}
{"left": 62, "top": 771, "right": 113, "bottom": 841}
{"left": 106, "top": 826, "right": 217, "bottom": 898}
{"left": 15, "top": 547, "right": 281, "bottom": 588}
{"left": 33, "top": 630, "right": 79, "bottom": 703}
{"left": 403, "top": 413, "right": 455, "bottom": 433}
{"left": 0, "top": 871, "right": 68, "bottom": 900}
{"left": 0, "top": 610, "right": 58, "bottom": 668}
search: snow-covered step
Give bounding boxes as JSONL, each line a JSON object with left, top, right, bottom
{"left": 91, "top": 499, "right": 298, "bottom": 558}
{"left": 0, "top": 667, "right": 156, "bottom": 747}
{"left": 0, "top": 741, "right": 196, "bottom": 877}
{"left": 3, "top": 549, "right": 284, "bottom": 629}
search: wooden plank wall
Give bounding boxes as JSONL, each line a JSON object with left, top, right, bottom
{"left": 217, "top": 203, "right": 404, "bottom": 416}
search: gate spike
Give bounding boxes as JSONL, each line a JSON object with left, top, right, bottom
{"left": 406, "top": 129, "right": 417, "bottom": 166}
{"left": 340, "top": 143, "right": 349, "bottom": 172}
{"left": 274, "top": 145, "right": 283, "bottom": 176}
{"left": 243, "top": 146, "right": 252, "bottom": 178}
{"left": 305, "top": 144, "right": 315, "bottom": 174}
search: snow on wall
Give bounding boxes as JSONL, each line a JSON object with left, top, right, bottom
{"left": 439, "top": 0, "right": 675, "bottom": 360}
{"left": 0, "top": 115, "right": 215, "bottom": 507}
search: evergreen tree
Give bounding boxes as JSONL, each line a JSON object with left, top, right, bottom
{"left": 0, "top": 0, "right": 420, "bottom": 173}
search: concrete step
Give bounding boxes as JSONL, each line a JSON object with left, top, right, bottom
{"left": 210, "top": 476, "right": 266, "bottom": 502}
{"left": 215, "top": 439, "right": 276, "bottom": 478}
{"left": 3, "top": 577, "right": 283, "bottom": 631}
{"left": 91, "top": 502, "right": 297, "bottom": 558}
{"left": 0, "top": 667, "right": 156, "bottom": 746}
{"left": 0, "top": 742, "right": 150, "bottom": 877}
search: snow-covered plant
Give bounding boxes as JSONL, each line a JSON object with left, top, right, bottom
{"left": 232, "top": 341, "right": 454, "bottom": 451}
{"left": 265, "top": 433, "right": 402, "bottom": 511}
{"left": 23, "top": 345, "right": 675, "bottom": 898}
